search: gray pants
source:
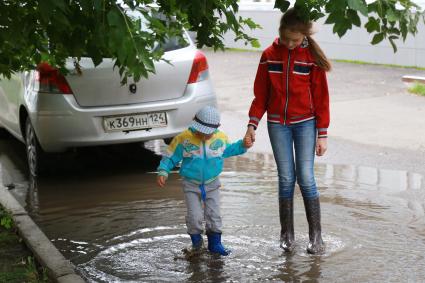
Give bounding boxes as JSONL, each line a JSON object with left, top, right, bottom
{"left": 183, "top": 178, "right": 222, "bottom": 234}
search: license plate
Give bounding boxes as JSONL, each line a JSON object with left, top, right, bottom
{"left": 103, "top": 112, "right": 167, "bottom": 132}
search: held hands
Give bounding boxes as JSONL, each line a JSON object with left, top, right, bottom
{"left": 243, "top": 135, "right": 253, "bottom": 148}
{"left": 243, "top": 126, "right": 256, "bottom": 148}
{"left": 157, "top": 175, "right": 167, "bottom": 188}
{"left": 244, "top": 125, "right": 326, "bottom": 155}
{"left": 316, "top": 138, "right": 328, "bottom": 156}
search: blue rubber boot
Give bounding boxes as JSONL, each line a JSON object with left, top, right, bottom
{"left": 207, "top": 232, "right": 231, "bottom": 256}
{"left": 183, "top": 234, "right": 203, "bottom": 257}
{"left": 190, "top": 234, "right": 203, "bottom": 250}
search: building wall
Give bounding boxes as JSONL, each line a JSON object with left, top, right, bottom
{"left": 223, "top": 3, "right": 425, "bottom": 67}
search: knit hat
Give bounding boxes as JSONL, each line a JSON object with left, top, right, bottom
{"left": 190, "top": 106, "right": 221, "bottom": 134}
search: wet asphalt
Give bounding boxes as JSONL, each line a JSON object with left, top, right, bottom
{"left": 0, "top": 50, "right": 425, "bottom": 282}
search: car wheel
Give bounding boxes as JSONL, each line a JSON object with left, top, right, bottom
{"left": 0, "top": 128, "right": 9, "bottom": 138}
{"left": 163, "top": 137, "right": 174, "bottom": 145}
{"left": 25, "top": 117, "right": 46, "bottom": 176}
{"left": 0, "top": 123, "right": 9, "bottom": 138}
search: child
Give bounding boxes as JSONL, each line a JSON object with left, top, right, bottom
{"left": 244, "top": 8, "right": 331, "bottom": 254}
{"left": 157, "top": 106, "right": 251, "bottom": 256}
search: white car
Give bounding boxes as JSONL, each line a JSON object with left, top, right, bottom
{"left": 0, "top": 35, "right": 217, "bottom": 176}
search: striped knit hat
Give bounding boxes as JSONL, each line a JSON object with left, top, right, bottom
{"left": 190, "top": 106, "right": 221, "bottom": 134}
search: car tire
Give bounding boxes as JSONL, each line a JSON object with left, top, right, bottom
{"left": 0, "top": 128, "right": 9, "bottom": 138}
{"left": 163, "top": 137, "right": 174, "bottom": 145}
{"left": 0, "top": 122, "right": 9, "bottom": 138}
{"left": 25, "top": 117, "right": 47, "bottom": 176}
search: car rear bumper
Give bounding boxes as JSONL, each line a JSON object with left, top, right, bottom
{"left": 30, "top": 80, "right": 217, "bottom": 152}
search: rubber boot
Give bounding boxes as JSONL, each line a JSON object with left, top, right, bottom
{"left": 190, "top": 234, "right": 203, "bottom": 250}
{"left": 183, "top": 234, "right": 203, "bottom": 257}
{"left": 207, "top": 232, "right": 230, "bottom": 256}
{"left": 279, "top": 198, "right": 295, "bottom": 252}
{"left": 303, "top": 197, "right": 325, "bottom": 254}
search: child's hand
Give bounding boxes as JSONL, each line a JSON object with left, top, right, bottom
{"left": 157, "top": 175, "right": 167, "bottom": 188}
{"left": 243, "top": 135, "right": 254, "bottom": 148}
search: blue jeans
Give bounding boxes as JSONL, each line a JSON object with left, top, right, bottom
{"left": 268, "top": 119, "right": 319, "bottom": 200}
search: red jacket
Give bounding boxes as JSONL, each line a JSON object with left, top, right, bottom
{"left": 248, "top": 38, "right": 330, "bottom": 138}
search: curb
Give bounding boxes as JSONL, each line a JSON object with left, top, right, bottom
{"left": 0, "top": 183, "right": 85, "bottom": 282}
{"left": 402, "top": 75, "right": 425, "bottom": 84}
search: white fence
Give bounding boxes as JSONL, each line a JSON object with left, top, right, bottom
{"left": 223, "top": 3, "right": 425, "bottom": 67}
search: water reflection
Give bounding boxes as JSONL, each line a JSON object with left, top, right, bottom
{"left": 322, "top": 163, "right": 424, "bottom": 192}
{"left": 271, "top": 254, "right": 323, "bottom": 282}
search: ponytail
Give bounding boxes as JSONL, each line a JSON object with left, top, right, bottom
{"left": 307, "top": 36, "right": 332, "bottom": 72}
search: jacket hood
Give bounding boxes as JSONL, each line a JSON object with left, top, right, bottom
{"left": 272, "top": 37, "right": 281, "bottom": 47}
{"left": 272, "top": 37, "right": 309, "bottom": 51}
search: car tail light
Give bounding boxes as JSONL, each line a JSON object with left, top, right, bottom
{"left": 35, "top": 63, "right": 73, "bottom": 94}
{"left": 187, "top": 51, "right": 209, "bottom": 84}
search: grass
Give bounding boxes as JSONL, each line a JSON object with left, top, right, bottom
{"left": 0, "top": 206, "right": 50, "bottom": 283}
{"left": 225, "top": 47, "right": 261, "bottom": 53}
{"left": 334, "top": 59, "right": 425, "bottom": 71}
{"left": 408, "top": 82, "right": 425, "bottom": 96}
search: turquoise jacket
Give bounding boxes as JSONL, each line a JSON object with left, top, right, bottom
{"left": 157, "top": 128, "right": 247, "bottom": 184}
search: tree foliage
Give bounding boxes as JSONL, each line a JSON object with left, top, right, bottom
{"left": 276, "top": 0, "right": 424, "bottom": 52}
{"left": 0, "top": 0, "right": 423, "bottom": 83}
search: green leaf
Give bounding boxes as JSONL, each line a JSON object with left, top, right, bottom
{"left": 49, "top": 0, "right": 68, "bottom": 13}
{"left": 38, "top": 0, "right": 53, "bottom": 22}
{"left": 371, "top": 32, "right": 385, "bottom": 44}
{"left": 389, "top": 37, "right": 397, "bottom": 52}
{"left": 141, "top": 54, "right": 155, "bottom": 71}
{"left": 244, "top": 18, "right": 260, "bottom": 30}
{"left": 325, "top": 0, "right": 347, "bottom": 12}
{"left": 251, "top": 39, "right": 261, "bottom": 48}
{"left": 325, "top": 12, "right": 342, "bottom": 24}
{"left": 347, "top": 9, "right": 361, "bottom": 27}
{"left": 52, "top": 12, "right": 70, "bottom": 27}
{"left": 400, "top": 22, "right": 408, "bottom": 40}
{"left": 365, "top": 17, "right": 380, "bottom": 33}
{"left": 107, "top": 9, "right": 121, "bottom": 27}
{"left": 310, "top": 11, "right": 326, "bottom": 21}
{"left": 34, "top": 52, "right": 41, "bottom": 64}
{"left": 386, "top": 9, "right": 398, "bottom": 22}
{"left": 389, "top": 27, "right": 401, "bottom": 35}
{"left": 94, "top": 0, "right": 103, "bottom": 11}
{"left": 88, "top": 41, "right": 103, "bottom": 66}
{"left": 274, "top": 0, "right": 291, "bottom": 12}
{"left": 347, "top": 0, "right": 368, "bottom": 16}
{"left": 333, "top": 18, "right": 352, "bottom": 37}
{"left": 79, "top": 0, "right": 92, "bottom": 12}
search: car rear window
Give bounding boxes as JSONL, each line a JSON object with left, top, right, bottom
{"left": 128, "top": 9, "right": 190, "bottom": 52}
{"left": 156, "top": 36, "right": 189, "bottom": 52}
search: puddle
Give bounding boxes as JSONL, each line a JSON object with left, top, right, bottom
{"left": 1, "top": 139, "right": 424, "bottom": 282}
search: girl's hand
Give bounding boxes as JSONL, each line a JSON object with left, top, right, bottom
{"left": 157, "top": 175, "right": 167, "bottom": 188}
{"left": 244, "top": 126, "right": 256, "bottom": 147}
{"left": 316, "top": 138, "right": 328, "bottom": 156}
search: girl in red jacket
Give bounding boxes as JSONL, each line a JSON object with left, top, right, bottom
{"left": 245, "top": 8, "right": 331, "bottom": 254}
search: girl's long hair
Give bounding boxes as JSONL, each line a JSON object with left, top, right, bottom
{"left": 279, "top": 8, "right": 331, "bottom": 71}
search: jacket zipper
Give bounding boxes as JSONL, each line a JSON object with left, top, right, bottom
{"left": 283, "top": 50, "right": 291, "bottom": 125}
{"left": 202, "top": 141, "right": 207, "bottom": 183}
{"left": 308, "top": 88, "right": 313, "bottom": 112}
